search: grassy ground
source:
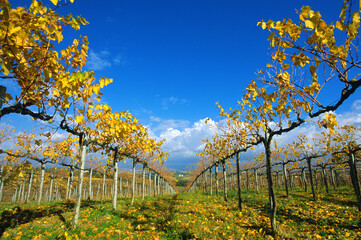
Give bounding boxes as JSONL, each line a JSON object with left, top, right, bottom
{"left": 0, "top": 186, "right": 360, "bottom": 239}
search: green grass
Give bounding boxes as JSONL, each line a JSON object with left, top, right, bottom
{"left": 0, "top": 186, "right": 360, "bottom": 239}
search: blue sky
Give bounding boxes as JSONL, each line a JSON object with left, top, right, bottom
{"left": 61, "top": 0, "right": 343, "bottom": 121}
{"left": 5, "top": 0, "right": 361, "bottom": 169}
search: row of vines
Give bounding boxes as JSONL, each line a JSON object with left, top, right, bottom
{"left": 188, "top": 0, "right": 361, "bottom": 235}
{"left": 188, "top": 126, "right": 360, "bottom": 202}
{"left": 0, "top": 0, "right": 176, "bottom": 230}
{"left": 0, "top": 160, "right": 175, "bottom": 205}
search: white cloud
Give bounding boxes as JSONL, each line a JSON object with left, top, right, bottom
{"left": 113, "top": 55, "right": 126, "bottom": 65}
{"left": 273, "top": 99, "right": 361, "bottom": 148}
{"left": 352, "top": 99, "right": 361, "bottom": 111}
{"left": 336, "top": 111, "right": 361, "bottom": 127}
{"left": 148, "top": 118, "right": 217, "bottom": 169}
{"left": 161, "top": 96, "right": 188, "bottom": 110}
{"left": 105, "top": 16, "right": 117, "bottom": 23}
{"left": 86, "top": 50, "right": 126, "bottom": 71}
{"left": 154, "top": 119, "right": 190, "bottom": 131}
{"left": 168, "top": 96, "right": 187, "bottom": 104}
{"left": 0, "top": 122, "right": 14, "bottom": 130}
{"left": 160, "top": 128, "right": 182, "bottom": 142}
{"left": 150, "top": 116, "right": 161, "bottom": 122}
{"left": 87, "top": 50, "right": 111, "bottom": 70}
{"left": 49, "top": 132, "right": 67, "bottom": 141}
{"left": 273, "top": 122, "right": 319, "bottom": 147}
{"left": 0, "top": 122, "right": 16, "bottom": 150}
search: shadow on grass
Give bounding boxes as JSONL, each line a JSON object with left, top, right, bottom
{"left": 281, "top": 188, "right": 358, "bottom": 208}
{"left": 320, "top": 195, "right": 357, "bottom": 208}
{"left": 276, "top": 206, "right": 360, "bottom": 231}
{"left": 0, "top": 199, "right": 106, "bottom": 237}
{"left": 242, "top": 191, "right": 360, "bottom": 233}
{"left": 0, "top": 202, "right": 71, "bottom": 237}
{"left": 114, "top": 194, "right": 195, "bottom": 239}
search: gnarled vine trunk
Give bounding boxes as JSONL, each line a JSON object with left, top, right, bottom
{"left": 321, "top": 164, "right": 329, "bottom": 194}
{"left": 222, "top": 163, "right": 227, "bottom": 202}
{"left": 348, "top": 151, "right": 361, "bottom": 211}
{"left": 102, "top": 170, "right": 106, "bottom": 199}
{"left": 89, "top": 168, "right": 93, "bottom": 200}
{"left": 215, "top": 165, "right": 219, "bottom": 196}
{"left": 0, "top": 165, "right": 4, "bottom": 202}
{"left": 302, "top": 168, "right": 307, "bottom": 192}
{"left": 236, "top": 152, "right": 242, "bottom": 211}
{"left": 142, "top": 165, "right": 146, "bottom": 200}
{"left": 48, "top": 174, "right": 54, "bottom": 202}
{"left": 131, "top": 158, "right": 136, "bottom": 205}
{"left": 264, "top": 132, "right": 277, "bottom": 233}
{"left": 72, "top": 132, "right": 88, "bottom": 228}
{"left": 25, "top": 170, "right": 33, "bottom": 203}
{"left": 210, "top": 168, "right": 213, "bottom": 195}
{"left": 282, "top": 161, "right": 289, "bottom": 197}
{"left": 254, "top": 168, "right": 259, "bottom": 193}
{"left": 307, "top": 157, "right": 317, "bottom": 201}
{"left": 37, "top": 161, "right": 46, "bottom": 205}
{"left": 148, "top": 171, "right": 151, "bottom": 196}
{"left": 113, "top": 160, "right": 119, "bottom": 210}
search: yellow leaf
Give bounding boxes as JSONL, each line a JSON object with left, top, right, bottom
{"left": 282, "top": 64, "right": 290, "bottom": 69}
{"left": 305, "top": 20, "right": 315, "bottom": 29}
{"left": 261, "top": 22, "right": 267, "bottom": 29}
{"left": 336, "top": 21, "right": 346, "bottom": 31}
{"left": 87, "top": 108, "right": 93, "bottom": 117}
{"left": 55, "top": 31, "right": 63, "bottom": 43}
{"left": 99, "top": 79, "right": 105, "bottom": 88}
{"left": 103, "top": 104, "right": 111, "bottom": 112}
{"left": 50, "top": 0, "right": 58, "bottom": 5}
{"left": 9, "top": 26, "right": 22, "bottom": 35}
{"left": 93, "top": 86, "right": 100, "bottom": 95}
{"left": 5, "top": 92, "right": 12, "bottom": 101}
{"left": 309, "top": 65, "right": 317, "bottom": 75}
{"left": 75, "top": 114, "right": 84, "bottom": 124}
{"left": 0, "top": 59, "right": 10, "bottom": 75}
{"left": 52, "top": 88, "right": 60, "bottom": 96}
{"left": 300, "top": 12, "right": 309, "bottom": 21}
